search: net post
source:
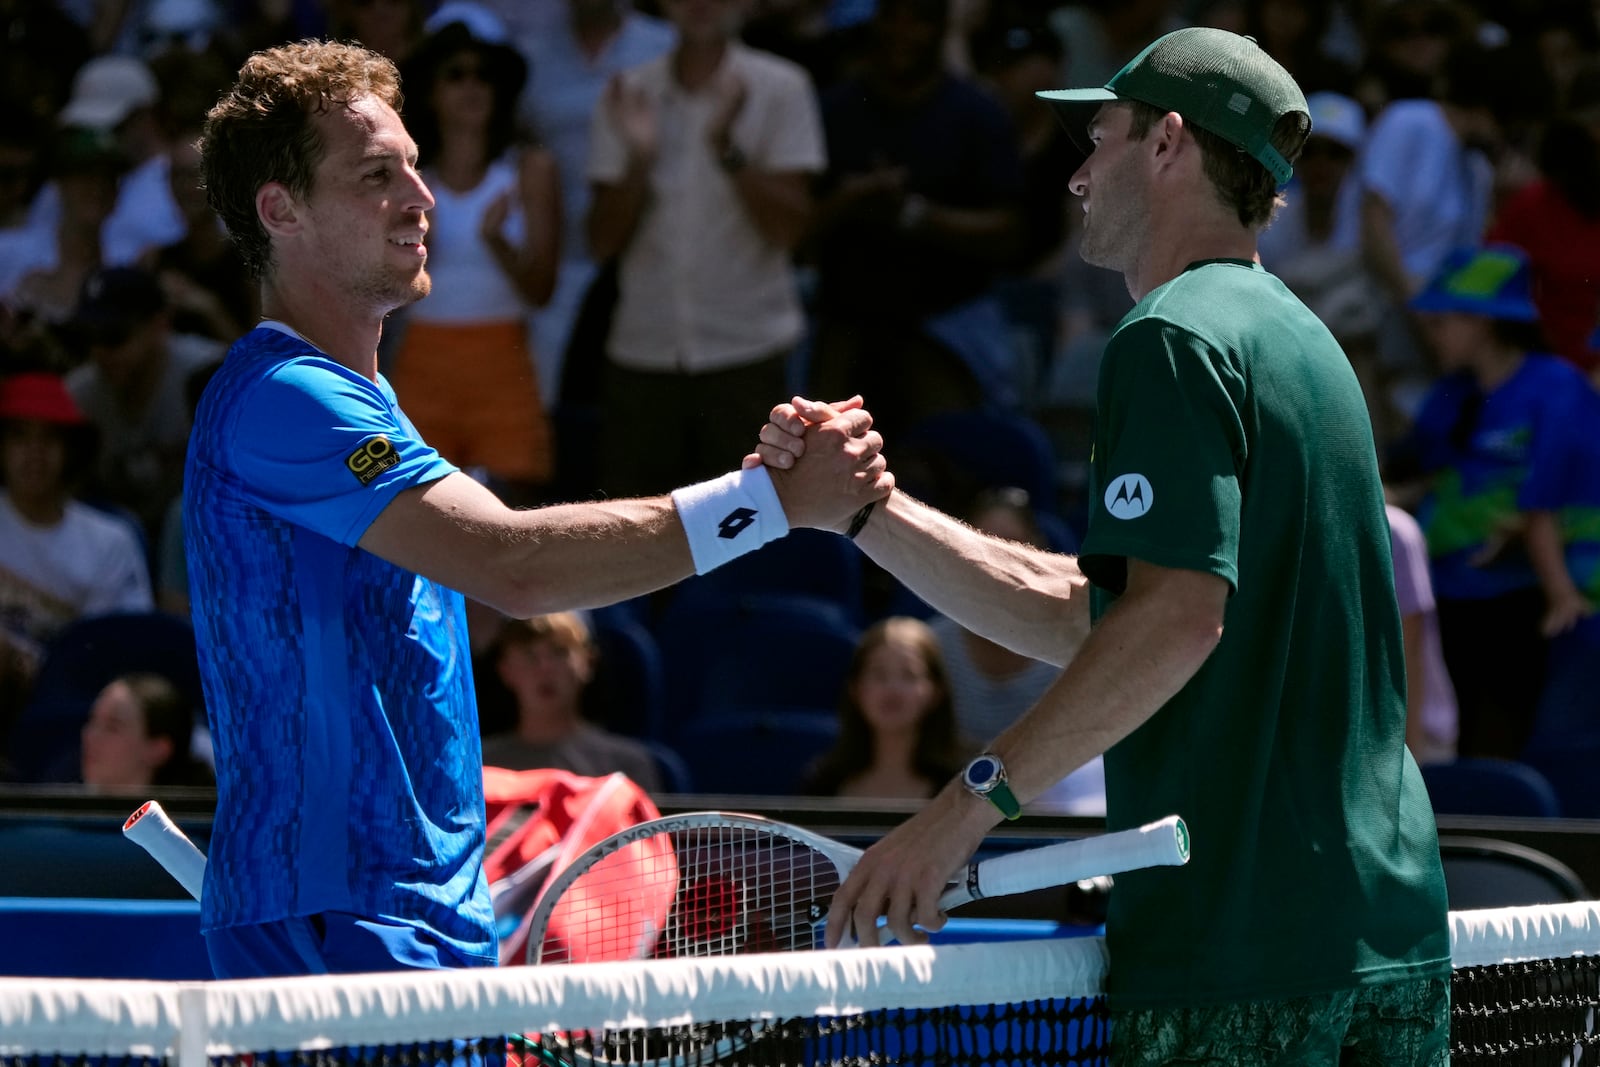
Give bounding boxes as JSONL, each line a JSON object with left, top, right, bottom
{"left": 177, "top": 985, "right": 209, "bottom": 1067}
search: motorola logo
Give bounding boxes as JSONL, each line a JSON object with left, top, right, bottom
{"left": 1104, "top": 474, "right": 1153, "bottom": 520}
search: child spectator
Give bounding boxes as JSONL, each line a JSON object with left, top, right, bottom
{"left": 479, "top": 612, "right": 663, "bottom": 793}
{"left": 1390, "top": 244, "right": 1592, "bottom": 759}
{"left": 802, "top": 616, "right": 972, "bottom": 800}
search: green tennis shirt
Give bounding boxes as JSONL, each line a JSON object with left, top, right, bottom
{"left": 1081, "top": 260, "right": 1450, "bottom": 1009}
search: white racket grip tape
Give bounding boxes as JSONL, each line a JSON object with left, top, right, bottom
{"left": 123, "top": 800, "right": 207, "bottom": 902}
{"left": 943, "top": 814, "right": 1190, "bottom": 908}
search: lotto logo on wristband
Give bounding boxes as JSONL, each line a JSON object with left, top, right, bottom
{"left": 718, "top": 508, "right": 757, "bottom": 539}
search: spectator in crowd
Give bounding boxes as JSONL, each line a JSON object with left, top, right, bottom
{"left": 64, "top": 265, "right": 223, "bottom": 537}
{"left": 802, "top": 616, "right": 971, "bottom": 799}
{"left": 1385, "top": 500, "right": 1459, "bottom": 765}
{"left": 1488, "top": 60, "right": 1600, "bottom": 375}
{"left": 1391, "top": 244, "right": 1593, "bottom": 760}
{"left": 0, "top": 111, "right": 48, "bottom": 233}
{"left": 808, "top": 0, "right": 1025, "bottom": 441}
{"left": 926, "top": 487, "right": 1105, "bottom": 812}
{"left": 60, "top": 55, "right": 187, "bottom": 268}
{"left": 80, "top": 672, "right": 213, "bottom": 791}
{"left": 1239, "top": 0, "right": 1355, "bottom": 96}
{"left": 391, "top": 3, "right": 560, "bottom": 505}
{"left": 1353, "top": 0, "right": 1465, "bottom": 111}
{"left": 1258, "top": 91, "right": 1391, "bottom": 445}
{"left": 1, "top": 125, "right": 125, "bottom": 324}
{"left": 1520, "top": 372, "right": 1600, "bottom": 816}
{"left": 586, "top": 0, "right": 824, "bottom": 496}
{"left": 506, "top": 0, "right": 674, "bottom": 412}
{"left": 1358, "top": 42, "right": 1503, "bottom": 414}
{"left": 479, "top": 612, "right": 662, "bottom": 792}
{"left": 326, "top": 0, "right": 428, "bottom": 64}
{"left": 0, "top": 371, "right": 152, "bottom": 668}
{"left": 0, "top": 2, "right": 91, "bottom": 129}
{"left": 147, "top": 119, "right": 256, "bottom": 345}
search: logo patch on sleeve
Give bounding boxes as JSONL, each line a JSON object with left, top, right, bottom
{"left": 1104, "top": 473, "right": 1153, "bottom": 519}
{"left": 346, "top": 435, "right": 400, "bottom": 486}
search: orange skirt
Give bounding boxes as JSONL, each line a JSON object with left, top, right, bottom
{"left": 389, "top": 319, "right": 553, "bottom": 483}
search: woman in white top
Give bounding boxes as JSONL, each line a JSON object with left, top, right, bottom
{"left": 392, "top": 2, "right": 560, "bottom": 503}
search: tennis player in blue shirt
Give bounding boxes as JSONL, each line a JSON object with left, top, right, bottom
{"left": 189, "top": 39, "right": 890, "bottom": 980}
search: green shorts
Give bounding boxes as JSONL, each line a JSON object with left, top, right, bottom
{"left": 1110, "top": 975, "right": 1450, "bottom": 1067}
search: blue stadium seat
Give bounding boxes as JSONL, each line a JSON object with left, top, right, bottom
{"left": 656, "top": 594, "right": 860, "bottom": 732}
{"left": 1420, "top": 758, "right": 1563, "bottom": 819}
{"left": 659, "top": 529, "right": 867, "bottom": 627}
{"left": 586, "top": 615, "right": 668, "bottom": 741}
{"left": 6, "top": 611, "right": 202, "bottom": 783}
{"left": 895, "top": 409, "right": 1063, "bottom": 517}
{"left": 673, "top": 709, "right": 839, "bottom": 795}
{"left": 1436, "top": 835, "right": 1590, "bottom": 910}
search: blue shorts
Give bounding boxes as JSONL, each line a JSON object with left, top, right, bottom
{"left": 206, "top": 910, "right": 496, "bottom": 978}
{"left": 207, "top": 913, "right": 505, "bottom": 1067}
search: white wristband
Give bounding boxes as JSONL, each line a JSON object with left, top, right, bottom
{"left": 672, "top": 466, "right": 790, "bottom": 575}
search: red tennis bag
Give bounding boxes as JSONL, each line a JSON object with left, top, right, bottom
{"left": 482, "top": 766, "right": 662, "bottom": 966}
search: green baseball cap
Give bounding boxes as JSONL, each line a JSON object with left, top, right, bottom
{"left": 1038, "top": 27, "right": 1309, "bottom": 185}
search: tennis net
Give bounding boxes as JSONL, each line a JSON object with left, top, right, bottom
{"left": 2, "top": 902, "right": 1595, "bottom": 1067}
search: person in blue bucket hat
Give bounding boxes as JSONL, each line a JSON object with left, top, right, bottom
{"left": 1391, "top": 242, "right": 1599, "bottom": 765}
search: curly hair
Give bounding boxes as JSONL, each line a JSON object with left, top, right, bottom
{"left": 200, "top": 40, "right": 403, "bottom": 279}
{"left": 1126, "top": 99, "right": 1308, "bottom": 229}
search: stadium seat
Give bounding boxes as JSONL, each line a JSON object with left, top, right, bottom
{"left": 1436, "top": 835, "right": 1590, "bottom": 910}
{"left": 658, "top": 529, "right": 867, "bottom": 627}
{"left": 585, "top": 615, "right": 668, "bottom": 741}
{"left": 1420, "top": 758, "right": 1563, "bottom": 819}
{"left": 1520, "top": 747, "right": 1600, "bottom": 820}
{"left": 5, "top": 611, "right": 202, "bottom": 784}
{"left": 640, "top": 738, "right": 694, "bottom": 795}
{"left": 672, "top": 709, "right": 840, "bottom": 795}
{"left": 894, "top": 409, "right": 1063, "bottom": 517}
{"left": 656, "top": 594, "right": 860, "bottom": 730}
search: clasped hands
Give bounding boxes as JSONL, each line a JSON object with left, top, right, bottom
{"left": 740, "top": 395, "right": 893, "bottom": 532}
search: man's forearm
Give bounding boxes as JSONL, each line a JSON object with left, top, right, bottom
{"left": 853, "top": 490, "right": 1090, "bottom": 667}
{"left": 983, "top": 566, "right": 1223, "bottom": 803}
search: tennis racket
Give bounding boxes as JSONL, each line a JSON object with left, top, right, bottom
{"left": 525, "top": 810, "right": 1189, "bottom": 965}
{"left": 123, "top": 800, "right": 207, "bottom": 901}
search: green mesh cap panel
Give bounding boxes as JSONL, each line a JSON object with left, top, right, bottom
{"left": 1040, "top": 28, "right": 1309, "bottom": 184}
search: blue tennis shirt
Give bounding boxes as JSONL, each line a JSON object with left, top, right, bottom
{"left": 183, "top": 324, "right": 495, "bottom": 963}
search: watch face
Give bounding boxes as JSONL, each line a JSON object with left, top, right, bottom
{"left": 965, "top": 755, "right": 1000, "bottom": 789}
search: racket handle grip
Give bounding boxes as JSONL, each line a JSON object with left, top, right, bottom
{"left": 949, "top": 814, "right": 1190, "bottom": 906}
{"left": 123, "top": 800, "right": 208, "bottom": 902}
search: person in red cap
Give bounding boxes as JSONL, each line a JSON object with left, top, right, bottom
{"left": 0, "top": 371, "right": 153, "bottom": 666}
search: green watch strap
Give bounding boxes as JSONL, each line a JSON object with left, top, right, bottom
{"left": 984, "top": 779, "right": 1022, "bottom": 820}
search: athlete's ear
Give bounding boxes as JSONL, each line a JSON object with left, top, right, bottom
{"left": 256, "top": 181, "right": 303, "bottom": 239}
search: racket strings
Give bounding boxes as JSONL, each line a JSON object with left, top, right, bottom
{"left": 660, "top": 827, "right": 839, "bottom": 957}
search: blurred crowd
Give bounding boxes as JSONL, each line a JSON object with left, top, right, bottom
{"left": 1, "top": 0, "right": 1598, "bottom": 812}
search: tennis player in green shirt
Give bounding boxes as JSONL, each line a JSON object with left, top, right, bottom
{"left": 756, "top": 27, "right": 1451, "bottom": 1066}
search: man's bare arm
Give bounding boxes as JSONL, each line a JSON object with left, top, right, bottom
{"left": 852, "top": 489, "right": 1091, "bottom": 668}
{"left": 359, "top": 473, "right": 695, "bottom": 618}
{"left": 825, "top": 557, "right": 1228, "bottom": 947}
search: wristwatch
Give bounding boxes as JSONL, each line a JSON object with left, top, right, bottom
{"left": 962, "top": 753, "right": 1021, "bottom": 820}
